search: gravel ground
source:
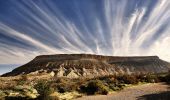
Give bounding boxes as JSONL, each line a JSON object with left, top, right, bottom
{"left": 75, "top": 83, "right": 170, "bottom": 100}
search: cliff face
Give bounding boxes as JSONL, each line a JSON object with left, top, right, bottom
{"left": 2, "top": 54, "right": 170, "bottom": 78}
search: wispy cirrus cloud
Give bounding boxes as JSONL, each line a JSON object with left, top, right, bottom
{"left": 0, "top": 0, "right": 170, "bottom": 65}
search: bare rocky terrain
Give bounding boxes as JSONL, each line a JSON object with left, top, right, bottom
{"left": 2, "top": 54, "right": 170, "bottom": 78}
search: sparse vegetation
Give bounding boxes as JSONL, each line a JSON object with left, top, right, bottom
{"left": 117, "top": 74, "right": 139, "bottom": 84}
{"left": 160, "top": 71, "right": 170, "bottom": 84}
{"left": 79, "top": 80, "right": 109, "bottom": 95}
{"left": 1, "top": 72, "right": 170, "bottom": 100}
{"left": 34, "top": 80, "right": 55, "bottom": 100}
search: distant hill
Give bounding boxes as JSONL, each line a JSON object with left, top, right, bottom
{"left": 2, "top": 54, "right": 170, "bottom": 78}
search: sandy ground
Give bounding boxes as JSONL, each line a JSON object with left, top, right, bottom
{"left": 75, "top": 83, "right": 170, "bottom": 100}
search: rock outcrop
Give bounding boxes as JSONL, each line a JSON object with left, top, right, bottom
{"left": 2, "top": 54, "right": 170, "bottom": 78}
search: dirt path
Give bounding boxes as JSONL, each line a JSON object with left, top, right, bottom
{"left": 75, "top": 83, "right": 170, "bottom": 100}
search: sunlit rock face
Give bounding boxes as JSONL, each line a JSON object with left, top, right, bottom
{"left": 2, "top": 54, "right": 170, "bottom": 78}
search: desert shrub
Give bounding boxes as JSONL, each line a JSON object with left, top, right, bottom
{"left": 97, "top": 75, "right": 115, "bottom": 80}
{"left": 106, "top": 79, "right": 125, "bottom": 91}
{"left": 54, "top": 78, "right": 68, "bottom": 84}
{"left": 79, "top": 80, "right": 109, "bottom": 95}
{"left": 117, "top": 75, "right": 139, "bottom": 84}
{"left": 144, "top": 74, "right": 159, "bottom": 83}
{"left": 163, "top": 73, "right": 170, "bottom": 83}
{"left": 34, "top": 80, "right": 55, "bottom": 100}
{"left": 97, "top": 76, "right": 123, "bottom": 91}
{"left": 56, "top": 83, "right": 69, "bottom": 93}
{"left": 0, "top": 90, "right": 6, "bottom": 100}
{"left": 55, "top": 82, "right": 79, "bottom": 93}
{"left": 52, "top": 78, "right": 81, "bottom": 93}
{"left": 82, "top": 75, "right": 127, "bottom": 92}
{"left": 0, "top": 83, "right": 16, "bottom": 91}
{"left": 136, "top": 74, "right": 147, "bottom": 82}
{"left": 17, "top": 75, "right": 28, "bottom": 85}
{"left": 54, "top": 78, "right": 71, "bottom": 93}
{"left": 17, "top": 80, "right": 26, "bottom": 85}
{"left": 21, "top": 75, "right": 28, "bottom": 81}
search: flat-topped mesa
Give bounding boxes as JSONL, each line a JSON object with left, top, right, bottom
{"left": 2, "top": 54, "right": 170, "bottom": 78}
{"left": 32, "top": 54, "right": 159, "bottom": 62}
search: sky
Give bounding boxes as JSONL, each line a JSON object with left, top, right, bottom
{"left": 0, "top": 0, "right": 170, "bottom": 74}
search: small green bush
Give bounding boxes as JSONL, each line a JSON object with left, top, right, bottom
{"left": 0, "top": 90, "right": 6, "bottom": 100}
{"left": 55, "top": 82, "right": 79, "bottom": 93}
{"left": 80, "top": 80, "right": 109, "bottom": 95}
{"left": 52, "top": 78, "right": 81, "bottom": 93}
{"left": 34, "top": 80, "right": 55, "bottom": 100}
{"left": 56, "top": 83, "right": 69, "bottom": 93}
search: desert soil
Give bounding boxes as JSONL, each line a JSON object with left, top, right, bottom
{"left": 75, "top": 83, "right": 170, "bottom": 100}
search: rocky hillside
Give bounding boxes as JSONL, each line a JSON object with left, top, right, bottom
{"left": 2, "top": 54, "right": 170, "bottom": 78}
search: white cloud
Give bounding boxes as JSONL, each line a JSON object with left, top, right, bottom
{"left": 0, "top": 0, "right": 170, "bottom": 64}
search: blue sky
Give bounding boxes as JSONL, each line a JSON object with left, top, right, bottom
{"left": 0, "top": 64, "right": 21, "bottom": 75}
{"left": 0, "top": 0, "right": 170, "bottom": 74}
